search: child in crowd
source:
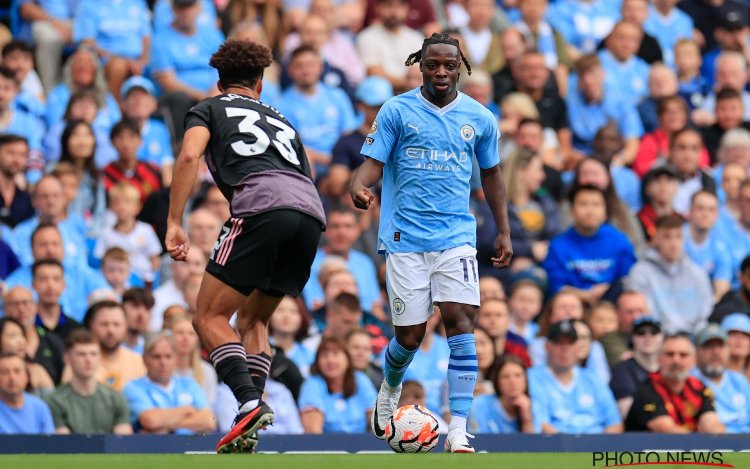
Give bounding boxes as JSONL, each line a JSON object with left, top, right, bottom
{"left": 100, "top": 247, "right": 144, "bottom": 298}
{"left": 586, "top": 302, "right": 619, "bottom": 340}
{"left": 674, "top": 39, "right": 709, "bottom": 111}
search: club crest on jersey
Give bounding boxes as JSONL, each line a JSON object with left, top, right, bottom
{"left": 393, "top": 298, "right": 405, "bottom": 315}
{"left": 369, "top": 119, "right": 378, "bottom": 135}
{"left": 460, "top": 124, "right": 475, "bottom": 141}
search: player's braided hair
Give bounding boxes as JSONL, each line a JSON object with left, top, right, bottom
{"left": 209, "top": 39, "right": 273, "bottom": 89}
{"left": 404, "top": 33, "right": 472, "bottom": 75}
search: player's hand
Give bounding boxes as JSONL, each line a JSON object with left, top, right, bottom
{"left": 491, "top": 233, "right": 512, "bottom": 268}
{"left": 166, "top": 224, "right": 190, "bottom": 262}
{"left": 350, "top": 183, "right": 375, "bottom": 210}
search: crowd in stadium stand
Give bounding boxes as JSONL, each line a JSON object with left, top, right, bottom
{"left": 2, "top": 0, "right": 750, "bottom": 436}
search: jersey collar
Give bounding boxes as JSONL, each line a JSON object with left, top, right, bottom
{"left": 415, "top": 88, "right": 462, "bottom": 116}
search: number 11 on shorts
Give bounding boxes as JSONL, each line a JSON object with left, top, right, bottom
{"left": 459, "top": 258, "right": 477, "bottom": 283}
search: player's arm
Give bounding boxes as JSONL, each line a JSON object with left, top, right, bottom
{"left": 166, "top": 126, "right": 210, "bottom": 261}
{"left": 480, "top": 164, "right": 512, "bottom": 268}
{"left": 349, "top": 158, "right": 384, "bottom": 210}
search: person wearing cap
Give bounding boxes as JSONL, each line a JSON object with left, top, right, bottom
{"left": 677, "top": 0, "right": 747, "bottom": 53}
{"left": 326, "top": 77, "right": 393, "bottom": 198}
{"left": 527, "top": 319, "right": 622, "bottom": 434}
{"left": 120, "top": 76, "right": 174, "bottom": 186}
{"left": 721, "top": 313, "right": 750, "bottom": 379}
{"left": 625, "top": 332, "right": 724, "bottom": 433}
{"left": 637, "top": 164, "right": 680, "bottom": 240}
{"left": 693, "top": 323, "right": 750, "bottom": 433}
{"left": 700, "top": 7, "right": 750, "bottom": 92}
{"left": 610, "top": 316, "right": 664, "bottom": 417}
{"left": 150, "top": 0, "right": 225, "bottom": 139}
{"left": 626, "top": 214, "right": 713, "bottom": 335}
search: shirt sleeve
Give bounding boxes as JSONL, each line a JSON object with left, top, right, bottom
{"left": 114, "top": 390, "right": 132, "bottom": 426}
{"left": 359, "top": 99, "right": 399, "bottom": 164}
{"left": 298, "top": 376, "right": 326, "bottom": 412}
{"left": 184, "top": 100, "right": 212, "bottom": 131}
{"left": 122, "top": 382, "right": 154, "bottom": 423}
{"left": 149, "top": 32, "right": 173, "bottom": 75}
{"left": 475, "top": 112, "right": 501, "bottom": 170}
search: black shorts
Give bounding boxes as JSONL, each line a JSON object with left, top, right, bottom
{"left": 206, "top": 209, "right": 323, "bottom": 297}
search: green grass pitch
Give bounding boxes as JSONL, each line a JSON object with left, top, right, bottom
{"left": 1, "top": 453, "right": 749, "bottom": 469}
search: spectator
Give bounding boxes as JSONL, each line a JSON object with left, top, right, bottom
{"left": 269, "top": 296, "right": 314, "bottom": 376}
{"left": 644, "top": 0, "right": 694, "bottom": 66}
{"left": 83, "top": 301, "right": 146, "bottom": 391}
{"left": 398, "top": 380, "right": 449, "bottom": 431}
{"left": 600, "top": 290, "right": 650, "bottom": 368}
{"left": 327, "top": 77, "right": 393, "bottom": 198}
{"left": 503, "top": 148, "right": 562, "bottom": 266}
{"left": 121, "top": 288, "right": 154, "bottom": 354}
{"left": 693, "top": 324, "right": 750, "bottom": 433}
{"left": 102, "top": 120, "right": 163, "bottom": 204}
{"left": 44, "top": 329, "right": 132, "bottom": 434}
{"left": 119, "top": 76, "right": 174, "bottom": 185}
{"left": 678, "top": 0, "right": 747, "bottom": 53}
{"left": 697, "top": 52, "right": 750, "bottom": 125}
{"left": 609, "top": 316, "right": 664, "bottom": 417}
{"left": 566, "top": 55, "right": 643, "bottom": 164}
{"left": 303, "top": 207, "right": 380, "bottom": 312}
{"left": 634, "top": 96, "right": 710, "bottom": 177}
{"left": 713, "top": 256, "right": 750, "bottom": 321}
{"left": 543, "top": 184, "right": 637, "bottom": 304}
{"left": 479, "top": 276, "right": 506, "bottom": 303}
{"left": 153, "top": 0, "right": 218, "bottom": 34}
{"left": 702, "top": 88, "right": 750, "bottom": 164}
{"left": 100, "top": 248, "right": 142, "bottom": 298}
{"left": 626, "top": 215, "right": 713, "bottom": 335}
{"left": 547, "top": 0, "right": 618, "bottom": 56}
{"left": 507, "top": 271, "right": 545, "bottom": 345}
{"left": 572, "top": 319, "right": 598, "bottom": 373}
{"left": 166, "top": 315, "right": 218, "bottom": 407}
{"left": 638, "top": 165, "right": 680, "bottom": 241}
{"left": 221, "top": 0, "right": 281, "bottom": 46}
{"left": 668, "top": 128, "right": 716, "bottom": 216}
{"left": 529, "top": 319, "right": 623, "bottom": 433}
{"left": 4, "top": 224, "right": 108, "bottom": 322}
{"left": 58, "top": 120, "right": 106, "bottom": 230}
{"left": 0, "top": 134, "right": 34, "bottom": 228}
{"left": 2, "top": 40, "right": 44, "bottom": 111}
{"left": 458, "top": 0, "right": 504, "bottom": 75}
{"left": 586, "top": 302, "right": 618, "bottom": 341}
{"left": 299, "top": 337, "right": 377, "bottom": 433}
{"left": 470, "top": 355, "right": 539, "bottom": 433}
{"left": 123, "top": 331, "right": 215, "bottom": 434}
{"left": 625, "top": 332, "right": 725, "bottom": 433}
{"left": 150, "top": 248, "right": 206, "bottom": 330}
{"left": 10, "top": 174, "right": 87, "bottom": 268}
{"left": 44, "top": 47, "right": 121, "bottom": 132}
{"left": 721, "top": 313, "right": 750, "bottom": 379}
{"left": 700, "top": 7, "right": 750, "bottom": 91}
{"left": 515, "top": 0, "right": 574, "bottom": 76}
{"left": 598, "top": 20, "right": 651, "bottom": 107}
{"left": 32, "top": 259, "right": 83, "bottom": 340}
{"left": 0, "top": 353, "right": 54, "bottom": 434}
{"left": 73, "top": 0, "right": 152, "bottom": 97}
{"left": 477, "top": 298, "right": 531, "bottom": 367}
{"left": 356, "top": 0, "right": 423, "bottom": 91}
{"left": 346, "top": 328, "right": 384, "bottom": 391}
{"left": 498, "top": 93, "right": 550, "bottom": 160}
{"left": 0, "top": 66, "right": 44, "bottom": 170}
{"left": 636, "top": 64, "right": 679, "bottom": 135}
{"left": 304, "top": 292, "right": 380, "bottom": 355}
{"left": 684, "top": 191, "right": 733, "bottom": 303}
{"left": 94, "top": 183, "right": 161, "bottom": 284}
{"left": 150, "top": 0, "right": 224, "bottom": 139}
{"left": 675, "top": 39, "right": 711, "bottom": 111}
{"left": 278, "top": 46, "right": 358, "bottom": 176}
{"left": 716, "top": 163, "right": 747, "bottom": 239}
{"left": 721, "top": 182, "right": 750, "bottom": 288}
{"left": 2, "top": 286, "right": 64, "bottom": 384}
{"left": 713, "top": 129, "right": 750, "bottom": 202}
{"left": 0, "top": 317, "right": 54, "bottom": 396}
{"left": 473, "top": 325, "right": 497, "bottom": 395}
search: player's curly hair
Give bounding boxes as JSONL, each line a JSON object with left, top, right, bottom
{"left": 209, "top": 39, "right": 273, "bottom": 89}
{"left": 404, "top": 32, "right": 472, "bottom": 75}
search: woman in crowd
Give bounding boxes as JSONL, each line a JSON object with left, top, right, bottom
{"left": 475, "top": 325, "right": 498, "bottom": 396}
{"left": 269, "top": 296, "right": 314, "bottom": 377}
{"left": 0, "top": 318, "right": 54, "bottom": 396}
{"left": 167, "top": 315, "right": 218, "bottom": 407}
{"left": 345, "top": 328, "right": 383, "bottom": 390}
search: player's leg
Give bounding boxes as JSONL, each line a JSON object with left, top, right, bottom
{"left": 236, "top": 290, "right": 284, "bottom": 393}
{"left": 371, "top": 252, "right": 432, "bottom": 439}
{"left": 432, "top": 246, "right": 481, "bottom": 453}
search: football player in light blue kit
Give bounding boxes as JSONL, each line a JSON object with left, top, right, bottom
{"left": 350, "top": 32, "right": 512, "bottom": 453}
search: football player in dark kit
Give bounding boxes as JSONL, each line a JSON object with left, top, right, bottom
{"left": 165, "top": 40, "right": 325, "bottom": 453}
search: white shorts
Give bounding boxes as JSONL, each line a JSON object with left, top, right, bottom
{"left": 385, "top": 245, "right": 480, "bottom": 327}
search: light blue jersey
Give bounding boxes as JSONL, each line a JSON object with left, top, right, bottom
{"left": 470, "top": 393, "right": 542, "bottom": 433}
{"left": 73, "top": 0, "right": 152, "bottom": 60}
{"left": 9, "top": 216, "right": 88, "bottom": 268}
{"left": 693, "top": 369, "right": 750, "bottom": 434}
{"left": 546, "top": 0, "right": 620, "bottom": 54}
{"left": 138, "top": 119, "right": 174, "bottom": 167}
{"left": 598, "top": 50, "right": 650, "bottom": 106}
{"left": 528, "top": 365, "right": 621, "bottom": 433}
{"left": 360, "top": 88, "right": 500, "bottom": 254}
{"left": 298, "top": 371, "right": 376, "bottom": 433}
{"left": 150, "top": 24, "right": 224, "bottom": 94}
{"left": 683, "top": 224, "right": 733, "bottom": 283}
{"left": 152, "top": 0, "right": 217, "bottom": 33}
{"left": 0, "top": 394, "right": 54, "bottom": 434}
{"left": 643, "top": 5, "right": 694, "bottom": 66}
{"left": 123, "top": 376, "right": 209, "bottom": 435}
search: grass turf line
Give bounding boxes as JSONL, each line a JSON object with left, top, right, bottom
{"left": 1, "top": 453, "right": 748, "bottom": 469}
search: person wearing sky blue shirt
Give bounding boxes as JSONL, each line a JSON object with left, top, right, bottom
{"left": 0, "top": 67, "right": 44, "bottom": 162}
{"left": 528, "top": 319, "right": 623, "bottom": 434}
{"left": 350, "top": 33, "right": 512, "bottom": 452}
{"left": 299, "top": 337, "right": 377, "bottom": 433}
{"left": 543, "top": 185, "right": 636, "bottom": 301}
{"left": 684, "top": 191, "right": 733, "bottom": 302}
{"left": 122, "top": 332, "right": 216, "bottom": 435}
{"left": 693, "top": 324, "right": 750, "bottom": 433}
{"left": 643, "top": 1, "right": 694, "bottom": 66}
{"left": 567, "top": 55, "right": 643, "bottom": 160}
{"left": 150, "top": 0, "right": 224, "bottom": 138}
{"left": 279, "top": 45, "right": 358, "bottom": 176}
{"left": 597, "top": 21, "right": 650, "bottom": 107}
{"left": 153, "top": 0, "right": 217, "bottom": 33}
{"left": 546, "top": 0, "right": 620, "bottom": 55}
{"left": 0, "top": 354, "right": 55, "bottom": 434}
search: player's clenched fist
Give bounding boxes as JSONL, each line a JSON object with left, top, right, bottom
{"left": 165, "top": 224, "right": 190, "bottom": 262}
{"left": 350, "top": 184, "right": 375, "bottom": 210}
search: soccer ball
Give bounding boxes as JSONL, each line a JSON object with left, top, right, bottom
{"left": 385, "top": 404, "right": 440, "bottom": 453}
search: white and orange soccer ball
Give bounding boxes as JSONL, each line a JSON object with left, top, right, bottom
{"left": 385, "top": 404, "right": 441, "bottom": 453}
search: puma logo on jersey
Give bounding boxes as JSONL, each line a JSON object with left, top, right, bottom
{"left": 407, "top": 123, "right": 420, "bottom": 134}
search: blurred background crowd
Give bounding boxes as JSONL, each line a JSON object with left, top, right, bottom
{"left": 1, "top": 0, "right": 750, "bottom": 436}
